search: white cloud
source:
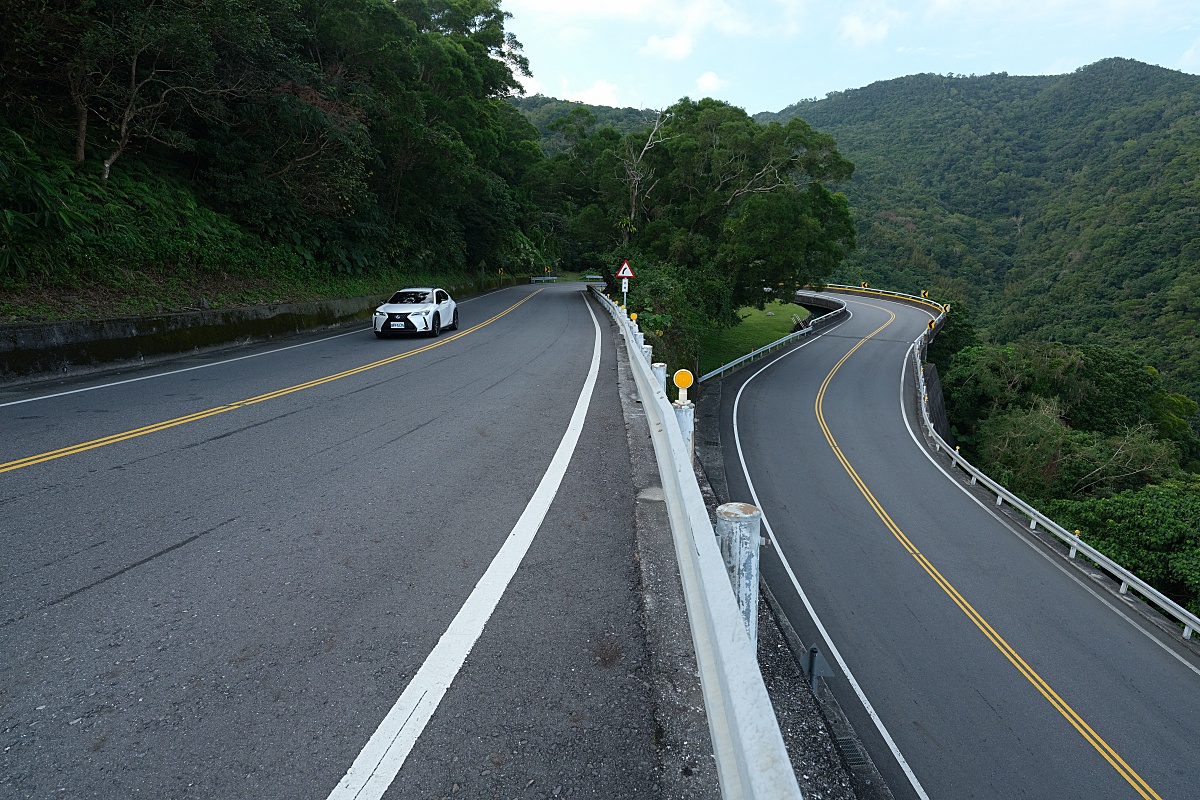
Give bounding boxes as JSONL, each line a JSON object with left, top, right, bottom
{"left": 503, "top": 0, "right": 649, "bottom": 21}
{"left": 1180, "top": 37, "right": 1200, "bottom": 70}
{"left": 515, "top": 72, "right": 546, "bottom": 97}
{"left": 839, "top": 4, "right": 907, "bottom": 47}
{"left": 643, "top": 31, "right": 695, "bottom": 60}
{"left": 696, "top": 71, "right": 731, "bottom": 94}
{"left": 923, "top": 0, "right": 1161, "bottom": 25}
{"left": 557, "top": 26, "right": 591, "bottom": 44}
{"left": 562, "top": 79, "right": 625, "bottom": 106}
{"left": 507, "top": 0, "right": 806, "bottom": 43}
{"left": 1041, "top": 56, "right": 1081, "bottom": 75}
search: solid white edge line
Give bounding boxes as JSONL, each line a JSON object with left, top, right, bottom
{"left": 0, "top": 291, "right": 499, "bottom": 409}
{"left": 731, "top": 307, "right": 933, "bottom": 800}
{"left": 0, "top": 328, "right": 367, "bottom": 408}
{"left": 898, "top": 341, "right": 1200, "bottom": 680}
{"left": 326, "top": 293, "right": 603, "bottom": 800}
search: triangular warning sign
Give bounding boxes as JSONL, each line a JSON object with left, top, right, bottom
{"left": 616, "top": 261, "right": 635, "bottom": 279}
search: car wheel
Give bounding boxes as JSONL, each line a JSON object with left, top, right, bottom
{"left": 430, "top": 313, "right": 441, "bottom": 337}
{"left": 374, "top": 330, "right": 387, "bottom": 339}
{"left": 449, "top": 309, "right": 459, "bottom": 331}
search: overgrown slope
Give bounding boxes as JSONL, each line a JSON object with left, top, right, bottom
{"left": 759, "top": 58, "right": 1200, "bottom": 400}
{"left": 1, "top": 0, "right": 551, "bottom": 322}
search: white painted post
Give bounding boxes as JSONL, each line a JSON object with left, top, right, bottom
{"left": 673, "top": 400, "right": 694, "bottom": 464}
{"left": 641, "top": 344, "right": 653, "bottom": 363}
{"left": 651, "top": 363, "right": 667, "bottom": 394}
{"left": 715, "top": 503, "right": 764, "bottom": 653}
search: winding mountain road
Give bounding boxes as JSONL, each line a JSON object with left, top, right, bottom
{"left": 720, "top": 293, "right": 1200, "bottom": 800}
{"left": 1, "top": 284, "right": 662, "bottom": 799}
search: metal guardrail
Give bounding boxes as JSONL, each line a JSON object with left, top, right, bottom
{"left": 823, "top": 283, "right": 949, "bottom": 316}
{"left": 699, "top": 294, "right": 849, "bottom": 384}
{"left": 898, "top": 302, "right": 1199, "bottom": 642}
{"left": 589, "top": 286, "right": 804, "bottom": 800}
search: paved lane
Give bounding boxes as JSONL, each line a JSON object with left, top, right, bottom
{"left": 720, "top": 294, "right": 1200, "bottom": 799}
{"left": 1, "top": 284, "right": 660, "bottom": 799}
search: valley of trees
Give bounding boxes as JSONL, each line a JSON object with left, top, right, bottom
{"left": 761, "top": 58, "right": 1200, "bottom": 404}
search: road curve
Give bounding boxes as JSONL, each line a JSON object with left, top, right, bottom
{"left": 720, "top": 294, "right": 1200, "bottom": 800}
{"left": 1, "top": 284, "right": 662, "bottom": 799}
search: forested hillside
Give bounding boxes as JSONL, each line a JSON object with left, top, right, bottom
{"left": 1, "top": 0, "right": 551, "bottom": 318}
{"left": 759, "top": 58, "right": 1200, "bottom": 403}
{"left": 510, "top": 95, "right": 658, "bottom": 154}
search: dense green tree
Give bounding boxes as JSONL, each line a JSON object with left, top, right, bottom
{"left": 1046, "top": 483, "right": 1200, "bottom": 615}
{"left": 510, "top": 94, "right": 659, "bottom": 155}
{"left": 518, "top": 95, "right": 854, "bottom": 367}
{"left": 523, "top": 97, "right": 855, "bottom": 367}
{"left": 0, "top": 0, "right": 547, "bottom": 281}
{"left": 926, "top": 301, "right": 979, "bottom": 367}
{"left": 942, "top": 342, "right": 1196, "bottom": 498}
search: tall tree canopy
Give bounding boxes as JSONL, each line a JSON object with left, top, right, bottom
{"left": 525, "top": 97, "right": 856, "bottom": 364}
{"left": 0, "top": 0, "right": 546, "bottom": 278}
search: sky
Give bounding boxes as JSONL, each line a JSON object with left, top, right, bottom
{"left": 502, "top": 0, "right": 1200, "bottom": 114}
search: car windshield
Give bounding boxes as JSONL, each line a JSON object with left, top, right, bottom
{"left": 388, "top": 290, "right": 430, "bottom": 304}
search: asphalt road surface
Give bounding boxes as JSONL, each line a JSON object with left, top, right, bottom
{"left": 720, "top": 293, "right": 1200, "bottom": 800}
{"left": 1, "top": 284, "right": 662, "bottom": 799}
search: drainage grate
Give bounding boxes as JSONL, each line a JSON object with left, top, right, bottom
{"left": 836, "top": 736, "right": 868, "bottom": 770}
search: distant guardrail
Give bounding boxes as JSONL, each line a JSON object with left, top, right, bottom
{"left": 823, "top": 283, "right": 950, "bottom": 317}
{"left": 699, "top": 293, "right": 848, "bottom": 384}
{"left": 589, "top": 286, "right": 804, "bottom": 800}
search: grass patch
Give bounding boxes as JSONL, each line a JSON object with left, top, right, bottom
{"left": 697, "top": 302, "right": 810, "bottom": 377}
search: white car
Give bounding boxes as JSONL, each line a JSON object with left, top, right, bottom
{"left": 373, "top": 288, "right": 458, "bottom": 338}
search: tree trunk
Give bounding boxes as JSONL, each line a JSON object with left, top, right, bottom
{"left": 102, "top": 150, "right": 119, "bottom": 180}
{"left": 69, "top": 67, "right": 89, "bottom": 164}
{"left": 75, "top": 102, "right": 88, "bottom": 164}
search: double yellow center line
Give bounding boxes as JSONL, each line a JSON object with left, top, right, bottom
{"left": 1, "top": 291, "right": 541, "bottom": 475}
{"left": 816, "top": 307, "right": 1161, "bottom": 800}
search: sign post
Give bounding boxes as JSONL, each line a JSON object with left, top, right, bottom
{"left": 616, "top": 260, "right": 635, "bottom": 307}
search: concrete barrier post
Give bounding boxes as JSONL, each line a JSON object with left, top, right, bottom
{"left": 715, "top": 503, "right": 763, "bottom": 652}
{"left": 673, "top": 400, "right": 694, "bottom": 464}
{"left": 651, "top": 363, "right": 667, "bottom": 394}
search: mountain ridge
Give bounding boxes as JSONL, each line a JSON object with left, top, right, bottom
{"left": 757, "top": 58, "right": 1200, "bottom": 400}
